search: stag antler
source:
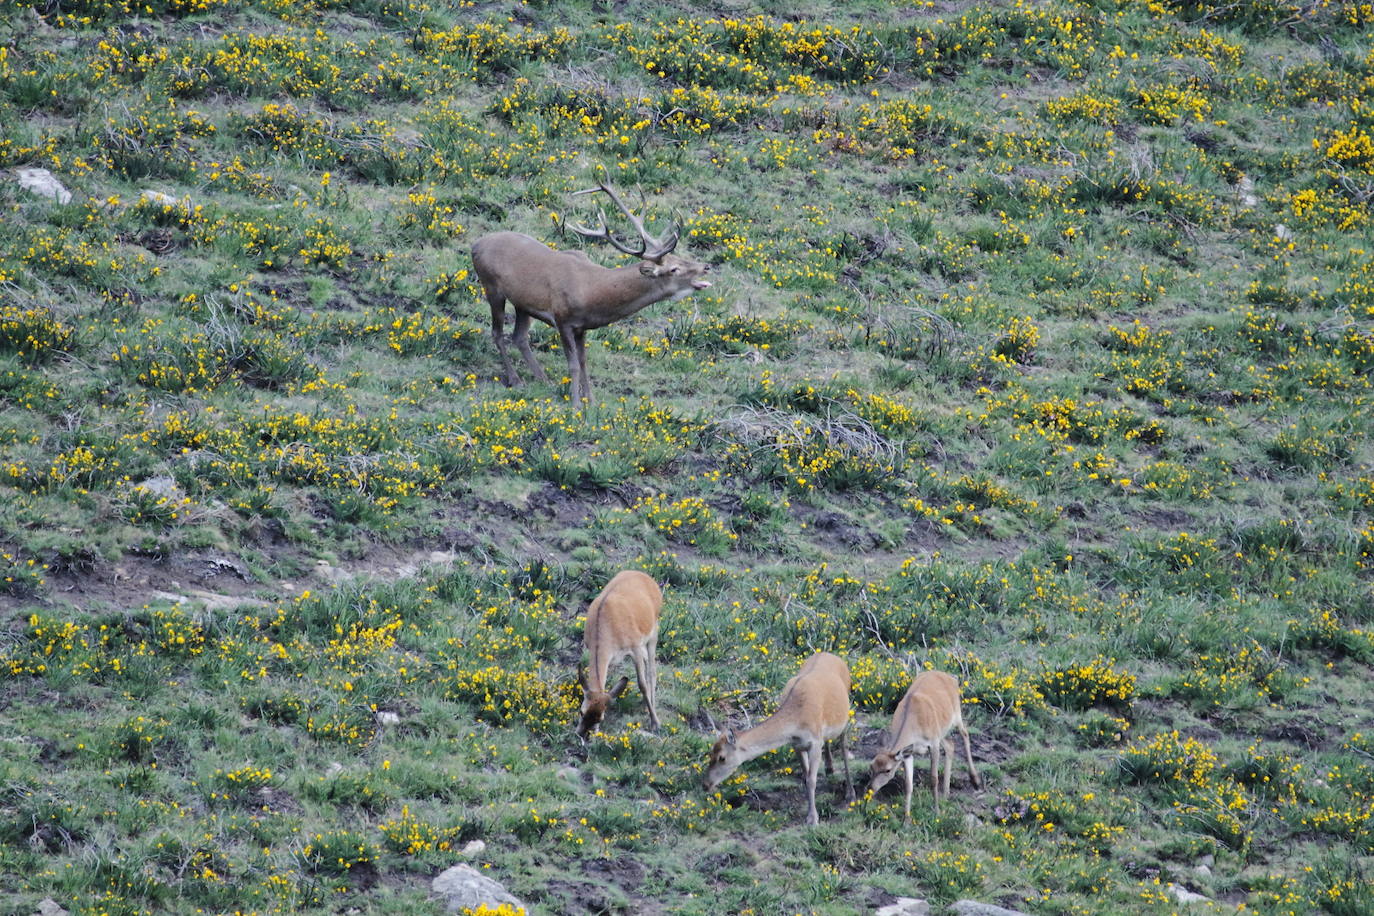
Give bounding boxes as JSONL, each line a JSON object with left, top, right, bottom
{"left": 567, "top": 180, "right": 680, "bottom": 261}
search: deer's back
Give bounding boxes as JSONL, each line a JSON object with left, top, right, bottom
{"left": 585, "top": 570, "right": 662, "bottom": 650}
{"left": 892, "top": 670, "right": 962, "bottom": 744}
{"left": 777, "top": 652, "right": 851, "bottom": 736}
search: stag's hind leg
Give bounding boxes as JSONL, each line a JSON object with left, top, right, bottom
{"left": 510, "top": 310, "right": 550, "bottom": 383}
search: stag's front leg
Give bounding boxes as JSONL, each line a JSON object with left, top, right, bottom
{"left": 511, "top": 310, "right": 549, "bottom": 383}
{"left": 487, "top": 298, "right": 518, "bottom": 387}
{"left": 574, "top": 328, "right": 590, "bottom": 403}
{"left": 558, "top": 323, "right": 588, "bottom": 403}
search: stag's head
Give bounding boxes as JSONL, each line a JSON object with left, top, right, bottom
{"left": 568, "top": 181, "right": 712, "bottom": 296}
{"left": 575, "top": 667, "right": 630, "bottom": 739}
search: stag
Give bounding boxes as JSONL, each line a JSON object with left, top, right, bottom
{"left": 470, "top": 181, "right": 712, "bottom": 403}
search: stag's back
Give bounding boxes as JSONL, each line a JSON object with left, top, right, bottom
{"left": 472, "top": 231, "right": 585, "bottom": 306}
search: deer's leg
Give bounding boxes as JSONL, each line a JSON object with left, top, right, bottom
{"left": 942, "top": 738, "right": 955, "bottom": 797}
{"left": 557, "top": 322, "right": 585, "bottom": 402}
{"left": 511, "top": 310, "right": 549, "bottom": 383}
{"left": 822, "top": 740, "right": 835, "bottom": 777}
{"left": 839, "top": 727, "right": 855, "bottom": 803}
{"left": 487, "top": 295, "right": 517, "bottom": 387}
{"left": 574, "top": 327, "right": 590, "bottom": 404}
{"left": 803, "top": 739, "right": 822, "bottom": 826}
{"left": 630, "top": 646, "right": 658, "bottom": 731}
{"left": 929, "top": 745, "right": 941, "bottom": 813}
{"left": 958, "top": 719, "right": 982, "bottom": 789}
{"left": 902, "top": 754, "right": 915, "bottom": 824}
{"left": 645, "top": 633, "right": 660, "bottom": 729}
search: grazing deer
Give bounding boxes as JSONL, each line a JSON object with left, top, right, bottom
{"left": 866, "top": 670, "right": 981, "bottom": 820}
{"left": 470, "top": 180, "right": 712, "bottom": 403}
{"left": 576, "top": 570, "right": 663, "bottom": 739}
{"left": 702, "top": 652, "right": 855, "bottom": 826}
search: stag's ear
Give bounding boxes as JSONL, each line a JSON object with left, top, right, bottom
{"left": 638, "top": 263, "right": 660, "bottom": 277}
{"left": 724, "top": 730, "right": 738, "bottom": 748}
{"left": 610, "top": 675, "right": 631, "bottom": 699}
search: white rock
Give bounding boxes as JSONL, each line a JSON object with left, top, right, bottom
{"left": 376, "top": 710, "right": 400, "bottom": 726}
{"left": 136, "top": 475, "right": 182, "bottom": 498}
{"left": 35, "top": 899, "right": 70, "bottom": 916}
{"left": 460, "top": 839, "right": 486, "bottom": 857}
{"left": 1237, "top": 176, "right": 1258, "bottom": 209}
{"left": 140, "top": 189, "right": 180, "bottom": 206}
{"left": 951, "top": 903, "right": 1029, "bottom": 916}
{"left": 17, "top": 168, "right": 71, "bottom": 205}
{"left": 432, "top": 864, "right": 526, "bottom": 914}
{"left": 1275, "top": 224, "right": 1293, "bottom": 241}
{"left": 325, "top": 761, "right": 345, "bottom": 777}
{"left": 1170, "top": 884, "right": 1210, "bottom": 905}
{"left": 876, "top": 898, "right": 929, "bottom": 916}
{"left": 1194, "top": 864, "right": 1212, "bottom": 878}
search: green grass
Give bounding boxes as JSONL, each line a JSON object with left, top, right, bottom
{"left": 1, "top": 0, "right": 1373, "bottom": 913}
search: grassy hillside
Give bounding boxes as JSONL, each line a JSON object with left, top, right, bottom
{"left": 2, "top": 0, "right": 1373, "bottom": 913}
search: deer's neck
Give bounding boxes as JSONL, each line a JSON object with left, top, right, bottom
{"left": 586, "top": 619, "right": 611, "bottom": 691}
{"left": 733, "top": 709, "right": 808, "bottom": 762}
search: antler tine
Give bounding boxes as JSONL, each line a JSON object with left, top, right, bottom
{"left": 570, "top": 179, "right": 678, "bottom": 260}
{"left": 566, "top": 204, "right": 648, "bottom": 258}
{"left": 642, "top": 221, "right": 680, "bottom": 261}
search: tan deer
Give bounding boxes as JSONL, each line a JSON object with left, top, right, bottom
{"left": 702, "top": 652, "right": 855, "bottom": 826}
{"left": 866, "top": 670, "right": 982, "bottom": 820}
{"left": 470, "top": 180, "right": 712, "bottom": 403}
{"left": 575, "top": 570, "right": 663, "bottom": 739}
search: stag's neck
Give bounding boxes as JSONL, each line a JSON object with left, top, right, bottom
{"left": 582, "top": 267, "right": 674, "bottom": 327}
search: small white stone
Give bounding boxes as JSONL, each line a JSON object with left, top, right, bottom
{"left": 376, "top": 710, "right": 400, "bottom": 726}
{"left": 460, "top": 839, "right": 486, "bottom": 857}
{"left": 1194, "top": 864, "right": 1212, "bottom": 878}
{"left": 1275, "top": 224, "right": 1293, "bottom": 241}
{"left": 17, "top": 168, "right": 72, "bottom": 205}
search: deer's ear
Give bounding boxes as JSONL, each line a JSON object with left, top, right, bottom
{"left": 724, "top": 730, "right": 738, "bottom": 748}
{"left": 639, "top": 263, "right": 661, "bottom": 277}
